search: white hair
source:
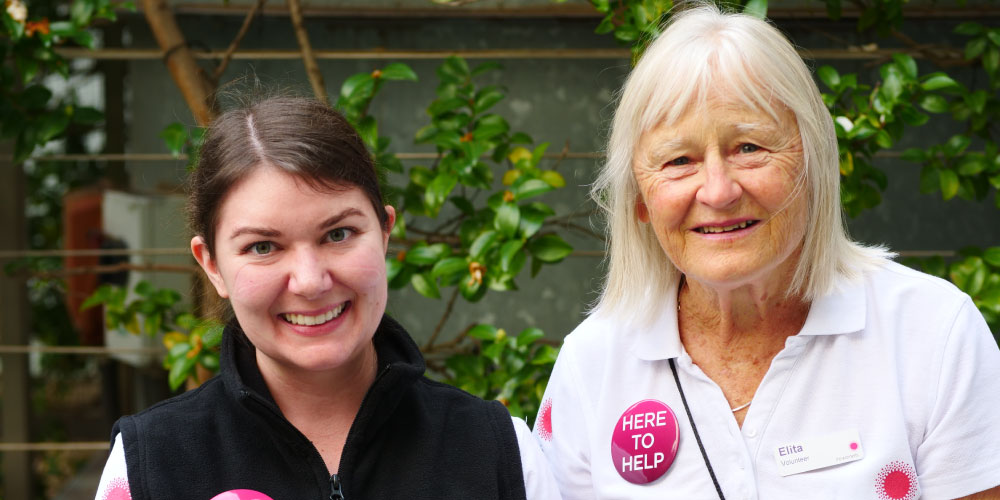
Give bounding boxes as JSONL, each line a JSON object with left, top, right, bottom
{"left": 591, "top": 2, "right": 892, "bottom": 323}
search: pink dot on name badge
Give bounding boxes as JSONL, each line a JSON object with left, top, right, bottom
{"left": 851, "top": 442, "right": 859, "bottom": 450}
{"left": 210, "top": 490, "right": 275, "bottom": 500}
{"left": 610, "top": 399, "right": 680, "bottom": 485}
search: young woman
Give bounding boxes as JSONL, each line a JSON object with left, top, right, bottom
{"left": 94, "top": 97, "right": 559, "bottom": 500}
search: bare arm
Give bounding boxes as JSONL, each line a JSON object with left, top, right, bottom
{"left": 957, "top": 485, "right": 1000, "bottom": 500}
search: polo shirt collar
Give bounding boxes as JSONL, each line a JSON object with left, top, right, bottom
{"left": 627, "top": 273, "right": 867, "bottom": 361}
{"left": 797, "top": 274, "right": 867, "bottom": 336}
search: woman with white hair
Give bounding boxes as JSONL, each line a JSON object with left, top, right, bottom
{"left": 534, "top": 4, "right": 1000, "bottom": 499}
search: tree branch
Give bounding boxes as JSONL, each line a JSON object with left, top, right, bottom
{"left": 213, "top": 0, "right": 267, "bottom": 82}
{"left": 424, "top": 287, "right": 460, "bottom": 350}
{"left": 142, "top": 0, "right": 217, "bottom": 125}
{"left": 287, "top": 0, "right": 328, "bottom": 103}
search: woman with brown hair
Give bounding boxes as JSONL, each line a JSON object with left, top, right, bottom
{"left": 94, "top": 97, "right": 559, "bottom": 500}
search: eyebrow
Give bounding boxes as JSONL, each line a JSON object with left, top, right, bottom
{"left": 228, "top": 208, "right": 367, "bottom": 241}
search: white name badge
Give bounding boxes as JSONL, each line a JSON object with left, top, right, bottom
{"left": 774, "top": 429, "right": 864, "bottom": 476}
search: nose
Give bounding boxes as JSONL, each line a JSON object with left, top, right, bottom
{"left": 287, "top": 247, "right": 333, "bottom": 300}
{"left": 695, "top": 152, "right": 743, "bottom": 209}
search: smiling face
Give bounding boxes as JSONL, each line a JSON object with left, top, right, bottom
{"left": 632, "top": 93, "right": 808, "bottom": 293}
{"left": 192, "top": 166, "right": 395, "bottom": 379}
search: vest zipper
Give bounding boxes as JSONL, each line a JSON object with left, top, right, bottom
{"left": 329, "top": 474, "right": 345, "bottom": 500}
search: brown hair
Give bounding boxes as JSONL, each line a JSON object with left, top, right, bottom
{"left": 187, "top": 97, "right": 390, "bottom": 256}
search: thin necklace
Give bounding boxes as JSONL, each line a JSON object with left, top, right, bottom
{"left": 730, "top": 401, "right": 751, "bottom": 412}
{"left": 678, "top": 277, "right": 752, "bottom": 414}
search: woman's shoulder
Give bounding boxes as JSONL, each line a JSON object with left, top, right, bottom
{"left": 116, "top": 376, "right": 227, "bottom": 434}
{"left": 863, "top": 259, "right": 971, "bottom": 308}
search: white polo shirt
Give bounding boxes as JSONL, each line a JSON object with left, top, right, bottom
{"left": 534, "top": 260, "right": 1000, "bottom": 500}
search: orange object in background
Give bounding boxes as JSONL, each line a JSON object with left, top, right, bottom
{"left": 63, "top": 187, "right": 104, "bottom": 346}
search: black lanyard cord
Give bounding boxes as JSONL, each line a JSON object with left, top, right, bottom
{"left": 669, "top": 358, "right": 726, "bottom": 500}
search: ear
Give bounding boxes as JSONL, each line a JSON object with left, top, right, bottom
{"left": 382, "top": 205, "right": 397, "bottom": 251}
{"left": 191, "top": 236, "right": 229, "bottom": 299}
{"left": 636, "top": 196, "right": 650, "bottom": 223}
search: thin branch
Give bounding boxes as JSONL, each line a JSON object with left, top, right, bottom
{"left": 545, "top": 220, "right": 605, "bottom": 242}
{"left": 287, "top": 0, "right": 328, "bottom": 103}
{"left": 549, "top": 140, "right": 571, "bottom": 171}
{"left": 213, "top": 0, "right": 267, "bottom": 81}
{"left": 26, "top": 263, "right": 200, "bottom": 279}
{"left": 424, "top": 287, "right": 460, "bottom": 350}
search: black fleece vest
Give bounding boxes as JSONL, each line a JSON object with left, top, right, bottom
{"left": 112, "top": 315, "right": 528, "bottom": 500}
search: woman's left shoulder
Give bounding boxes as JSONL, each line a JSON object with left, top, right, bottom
{"left": 863, "top": 259, "right": 972, "bottom": 313}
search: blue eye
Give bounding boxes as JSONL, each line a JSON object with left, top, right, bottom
{"left": 667, "top": 156, "right": 690, "bottom": 166}
{"left": 248, "top": 241, "right": 273, "bottom": 255}
{"left": 740, "top": 143, "right": 761, "bottom": 153}
{"left": 328, "top": 228, "right": 352, "bottom": 242}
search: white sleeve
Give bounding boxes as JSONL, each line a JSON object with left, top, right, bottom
{"left": 916, "top": 298, "right": 1000, "bottom": 499}
{"left": 513, "top": 416, "right": 562, "bottom": 500}
{"left": 532, "top": 338, "right": 596, "bottom": 500}
{"left": 94, "top": 433, "right": 131, "bottom": 500}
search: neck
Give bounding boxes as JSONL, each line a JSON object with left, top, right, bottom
{"left": 257, "top": 343, "right": 378, "bottom": 426}
{"left": 678, "top": 256, "right": 809, "bottom": 348}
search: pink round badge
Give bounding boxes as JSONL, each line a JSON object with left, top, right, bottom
{"left": 210, "top": 490, "right": 275, "bottom": 500}
{"left": 611, "top": 399, "right": 680, "bottom": 484}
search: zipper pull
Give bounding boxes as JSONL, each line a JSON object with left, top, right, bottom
{"left": 329, "top": 474, "right": 345, "bottom": 500}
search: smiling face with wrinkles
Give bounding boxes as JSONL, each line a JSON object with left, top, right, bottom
{"left": 632, "top": 93, "right": 808, "bottom": 293}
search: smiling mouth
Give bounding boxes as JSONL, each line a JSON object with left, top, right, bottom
{"left": 695, "top": 220, "right": 759, "bottom": 234}
{"left": 281, "top": 302, "right": 349, "bottom": 326}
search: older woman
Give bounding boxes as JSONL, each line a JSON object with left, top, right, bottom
{"left": 534, "top": 5, "right": 1000, "bottom": 500}
{"left": 94, "top": 97, "right": 559, "bottom": 500}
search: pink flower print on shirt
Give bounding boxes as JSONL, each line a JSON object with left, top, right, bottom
{"left": 100, "top": 478, "right": 131, "bottom": 500}
{"left": 537, "top": 398, "right": 553, "bottom": 441}
{"left": 875, "top": 461, "right": 919, "bottom": 500}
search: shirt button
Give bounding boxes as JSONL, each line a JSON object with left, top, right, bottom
{"left": 745, "top": 428, "right": 757, "bottom": 438}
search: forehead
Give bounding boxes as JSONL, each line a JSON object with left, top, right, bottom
{"left": 216, "top": 168, "right": 368, "bottom": 228}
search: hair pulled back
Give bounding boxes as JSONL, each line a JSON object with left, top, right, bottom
{"left": 187, "top": 97, "right": 389, "bottom": 256}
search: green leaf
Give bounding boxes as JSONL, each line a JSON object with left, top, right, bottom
{"left": 499, "top": 240, "right": 525, "bottom": 272}
{"left": 71, "top": 0, "right": 96, "bottom": 26}
{"left": 954, "top": 22, "right": 984, "bottom": 36}
{"left": 920, "top": 74, "right": 960, "bottom": 91}
{"left": 202, "top": 324, "right": 224, "bottom": 348}
{"left": 516, "top": 327, "right": 545, "bottom": 348}
{"left": 881, "top": 67, "right": 903, "bottom": 101}
{"left": 431, "top": 257, "right": 468, "bottom": 279}
{"left": 468, "top": 324, "right": 499, "bottom": 340}
{"left": 983, "top": 46, "right": 999, "bottom": 75}
{"left": 742, "top": 0, "right": 767, "bottom": 18}
{"left": 918, "top": 94, "right": 949, "bottom": 113}
{"left": 340, "top": 72, "right": 374, "bottom": 100}
{"left": 356, "top": 115, "right": 378, "bottom": 150}
{"left": 386, "top": 258, "right": 404, "bottom": 282}
{"left": 527, "top": 234, "right": 573, "bottom": 263}
{"left": 944, "top": 135, "right": 972, "bottom": 156}
{"left": 428, "top": 97, "right": 467, "bottom": 117}
{"left": 470, "top": 230, "right": 500, "bottom": 259}
{"left": 410, "top": 273, "right": 441, "bottom": 299}
{"left": 892, "top": 53, "right": 918, "bottom": 79}
{"left": 474, "top": 114, "right": 509, "bottom": 141}
{"left": 474, "top": 88, "right": 505, "bottom": 114}
{"left": 72, "top": 106, "right": 104, "bottom": 125}
{"left": 966, "top": 37, "right": 988, "bottom": 60}
{"left": 495, "top": 203, "right": 521, "bottom": 237}
{"left": 874, "top": 130, "right": 893, "bottom": 149}
{"left": 530, "top": 345, "right": 559, "bottom": 365}
{"left": 817, "top": 65, "right": 840, "bottom": 90}
{"left": 437, "top": 56, "right": 471, "bottom": 84}
{"left": 22, "top": 85, "right": 52, "bottom": 109}
{"left": 380, "top": 62, "right": 417, "bottom": 81}
{"left": 200, "top": 352, "right": 220, "bottom": 372}
{"left": 514, "top": 179, "right": 554, "bottom": 201}
{"left": 405, "top": 243, "right": 451, "bottom": 266}
{"left": 939, "top": 169, "right": 960, "bottom": 200}
{"left": 898, "top": 105, "right": 929, "bottom": 126}
{"left": 984, "top": 247, "right": 1000, "bottom": 268}
{"left": 424, "top": 173, "right": 458, "bottom": 216}
{"left": 168, "top": 355, "right": 196, "bottom": 391}
{"left": 958, "top": 157, "right": 988, "bottom": 176}
{"left": 919, "top": 165, "right": 939, "bottom": 194}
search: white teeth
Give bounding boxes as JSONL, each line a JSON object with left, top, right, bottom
{"left": 698, "top": 220, "right": 754, "bottom": 234}
{"left": 282, "top": 303, "right": 347, "bottom": 326}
